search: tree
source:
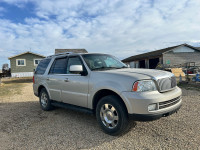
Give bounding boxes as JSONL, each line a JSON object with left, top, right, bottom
{"left": 2, "top": 64, "right": 9, "bottom": 71}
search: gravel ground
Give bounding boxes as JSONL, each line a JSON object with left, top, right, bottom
{"left": 0, "top": 83, "right": 200, "bottom": 150}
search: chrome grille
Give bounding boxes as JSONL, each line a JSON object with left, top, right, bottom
{"left": 157, "top": 76, "right": 177, "bottom": 92}
{"left": 159, "top": 96, "right": 181, "bottom": 109}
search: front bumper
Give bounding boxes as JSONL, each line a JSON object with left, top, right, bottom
{"left": 120, "top": 86, "right": 182, "bottom": 116}
{"left": 129, "top": 104, "right": 181, "bottom": 121}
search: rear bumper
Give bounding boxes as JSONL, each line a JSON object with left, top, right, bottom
{"left": 33, "top": 84, "right": 39, "bottom": 97}
{"left": 129, "top": 104, "right": 181, "bottom": 121}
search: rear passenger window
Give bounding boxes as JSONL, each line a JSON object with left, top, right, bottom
{"left": 35, "top": 58, "right": 51, "bottom": 75}
{"left": 49, "top": 57, "right": 67, "bottom": 74}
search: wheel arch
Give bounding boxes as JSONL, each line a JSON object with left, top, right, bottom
{"left": 92, "top": 89, "right": 128, "bottom": 114}
{"left": 38, "top": 84, "right": 51, "bottom": 98}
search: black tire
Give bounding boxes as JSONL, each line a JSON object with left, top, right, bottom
{"left": 39, "top": 88, "right": 53, "bottom": 111}
{"left": 96, "top": 95, "right": 129, "bottom": 136}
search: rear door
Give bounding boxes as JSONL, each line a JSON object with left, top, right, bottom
{"left": 47, "top": 56, "right": 68, "bottom": 102}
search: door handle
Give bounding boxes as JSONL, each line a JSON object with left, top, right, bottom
{"left": 46, "top": 78, "right": 50, "bottom": 81}
{"left": 64, "top": 78, "right": 69, "bottom": 82}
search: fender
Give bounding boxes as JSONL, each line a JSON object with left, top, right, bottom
{"left": 87, "top": 80, "right": 132, "bottom": 112}
{"left": 38, "top": 82, "right": 52, "bottom": 99}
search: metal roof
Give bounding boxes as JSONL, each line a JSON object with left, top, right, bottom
{"left": 55, "top": 49, "right": 88, "bottom": 54}
{"left": 122, "top": 44, "right": 200, "bottom": 62}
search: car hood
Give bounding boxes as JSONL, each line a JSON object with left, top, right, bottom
{"left": 100, "top": 68, "right": 174, "bottom": 80}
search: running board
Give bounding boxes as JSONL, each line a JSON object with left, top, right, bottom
{"left": 51, "top": 101, "right": 94, "bottom": 114}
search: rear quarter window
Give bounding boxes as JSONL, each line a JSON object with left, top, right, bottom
{"left": 35, "top": 58, "right": 51, "bottom": 75}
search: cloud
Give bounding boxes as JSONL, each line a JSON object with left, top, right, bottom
{"left": 0, "top": 0, "right": 200, "bottom": 67}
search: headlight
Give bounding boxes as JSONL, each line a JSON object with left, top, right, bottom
{"left": 132, "top": 80, "right": 157, "bottom": 92}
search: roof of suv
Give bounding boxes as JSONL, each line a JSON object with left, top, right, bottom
{"left": 47, "top": 52, "right": 109, "bottom": 58}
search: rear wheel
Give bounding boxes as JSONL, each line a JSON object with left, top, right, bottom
{"left": 96, "top": 95, "right": 129, "bottom": 136}
{"left": 39, "top": 88, "right": 53, "bottom": 111}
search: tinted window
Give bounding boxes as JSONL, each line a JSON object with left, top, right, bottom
{"left": 35, "top": 58, "right": 51, "bottom": 75}
{"left": 49, "top": 57, "right": 67, "bottom": 74}
{"left": 67, "top": 57, "right": 83, "bottom": 74}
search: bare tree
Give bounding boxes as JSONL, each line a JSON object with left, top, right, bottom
{"left": 2, "top": 64, "right": 9, "bottom": 71}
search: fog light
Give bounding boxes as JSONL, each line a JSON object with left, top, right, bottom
{"left": 148, "top": 104, "right": 157, "bottom": 111}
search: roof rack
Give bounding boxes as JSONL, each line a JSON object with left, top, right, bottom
{"left": 47, "top": 52, "right": 74, "bottom": 58}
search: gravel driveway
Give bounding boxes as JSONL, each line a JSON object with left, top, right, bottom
{"left": 0, "top": 83, "right": 200, "bottom": 149}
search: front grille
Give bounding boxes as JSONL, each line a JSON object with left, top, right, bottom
{"left": 157, "top": 76, "right": 177, "bottom": 92}
{"left": 159, "top": 96, "right": 181, "bottom": 109}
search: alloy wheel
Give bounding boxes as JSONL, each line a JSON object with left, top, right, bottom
{"left": 41, "top": 92, "right": 48, "bottom": 107}
{"left": 100, "top": 103, "right": 119, "bottom": 129}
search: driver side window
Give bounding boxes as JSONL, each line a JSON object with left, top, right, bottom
{"left": 67, "top": 56, "right": 83, "bottom": 74}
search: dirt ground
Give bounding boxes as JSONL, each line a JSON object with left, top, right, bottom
{"left": 0, "top": 79, "right": 200, "bottom": 150}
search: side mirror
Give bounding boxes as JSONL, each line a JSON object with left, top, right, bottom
{"left": 69, "top": 65, "right": 83, "bottom": 73}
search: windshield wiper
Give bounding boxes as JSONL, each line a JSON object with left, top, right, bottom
{"left": 91, "top": 67, "right": 118, "bottom": 71}
{"left": 115, "top": 66, "right": 128, "bottom": 69}
{"left": 91, "top": 66, "right": 128, "bottom": 71}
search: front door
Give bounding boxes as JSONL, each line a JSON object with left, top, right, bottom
{"left": 60, "top": 56, "right": 89, "bottom": 108}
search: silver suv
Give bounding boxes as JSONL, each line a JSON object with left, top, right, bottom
{"left": 33, "top": 52, "right": 182, "bottom": 135}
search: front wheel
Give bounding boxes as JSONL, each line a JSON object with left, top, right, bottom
{"left": 96, "top": 95, "right": 129, "bottom": 136}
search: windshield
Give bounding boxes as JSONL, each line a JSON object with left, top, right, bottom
{"left": 82, "top": 54, "right": 127, "bottom": 71}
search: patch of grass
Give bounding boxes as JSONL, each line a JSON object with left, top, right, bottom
{"left": 0, "top": 83, "right": 24, "bottom": 97}
{"left": 0, "top": 77, "right": 32, "bottom": 97}
{"left": 2, "top": 77, "right": 33, "bottom": 84}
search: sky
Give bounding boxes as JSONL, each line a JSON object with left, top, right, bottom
{"left": 0, "top": 0, "right": 200, "bottom": 67}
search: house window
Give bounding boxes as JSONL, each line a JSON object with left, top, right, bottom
{"left": 34, "top": 59, "right": 42, "bottom": 66}
{"left": 16, "top": 59, "right": 26, "bottom": 66}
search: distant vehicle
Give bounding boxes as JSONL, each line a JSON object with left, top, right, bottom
{"left": 186, "top": 67, "right": 199, "bottom": 74}
{"left": 33, "top": 53, "right": 182, "bottom": 135}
